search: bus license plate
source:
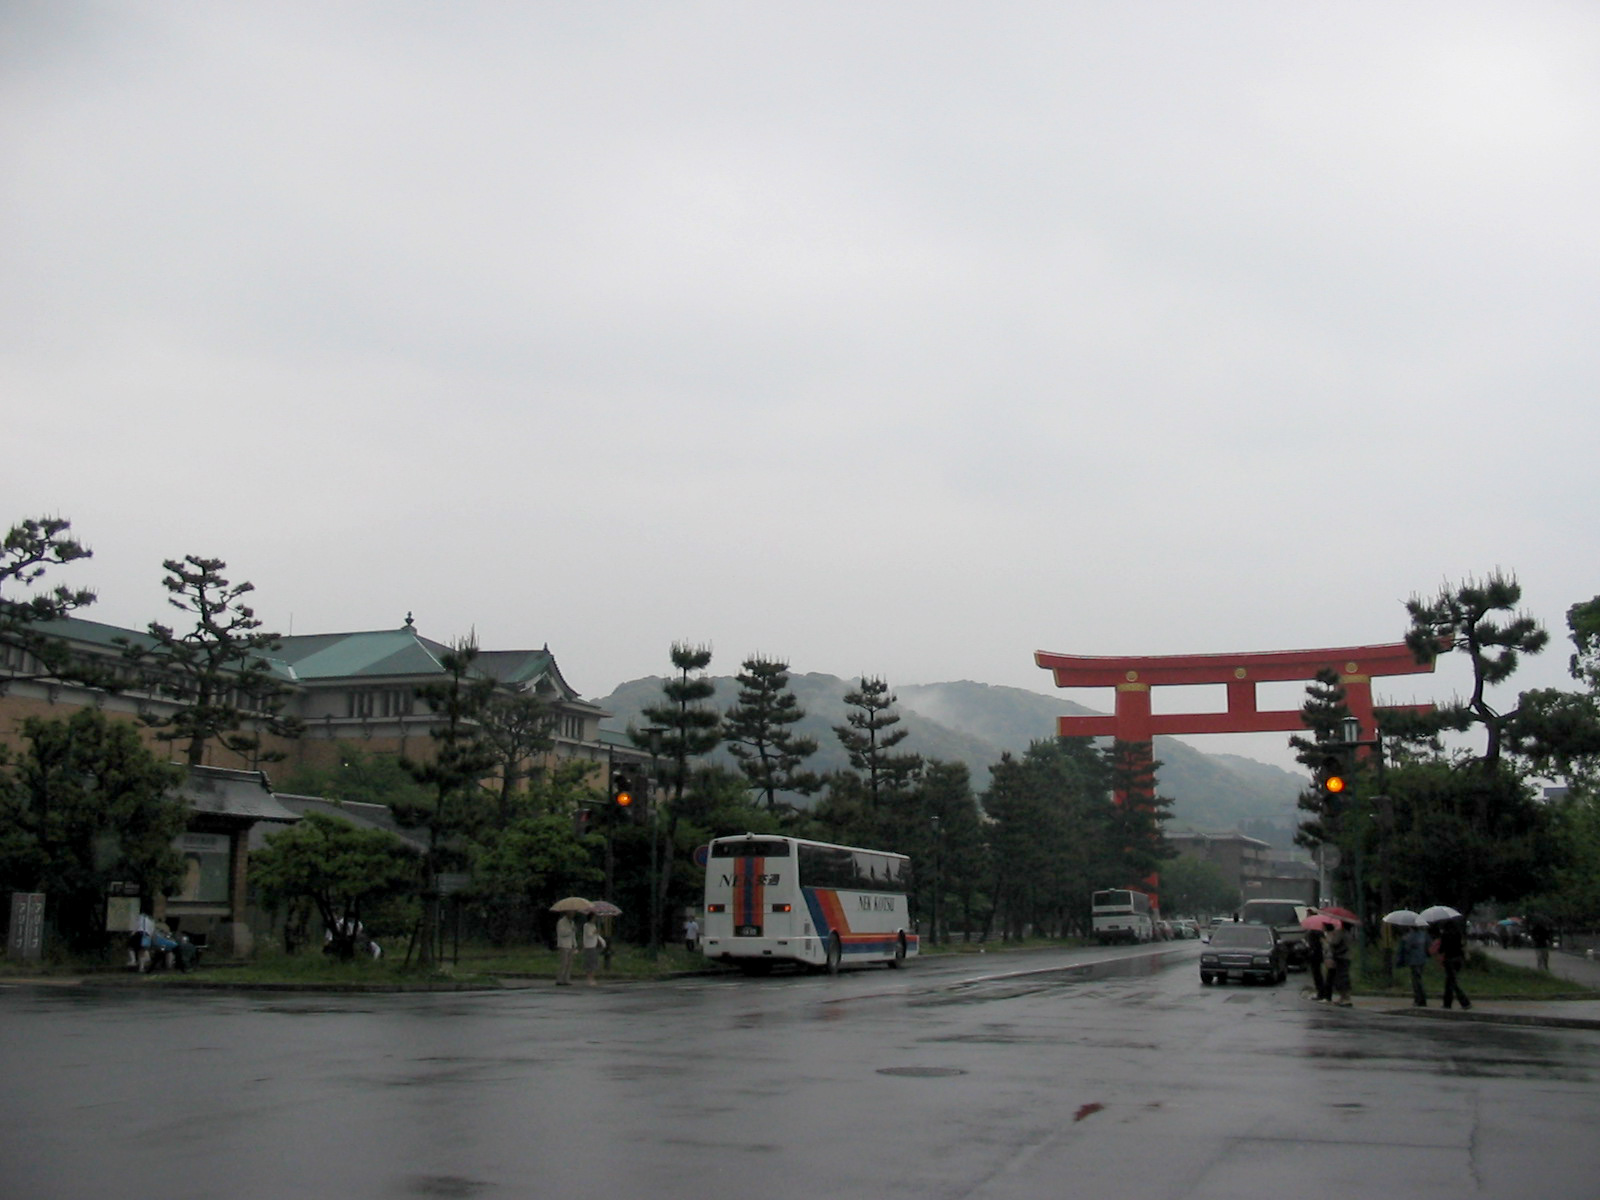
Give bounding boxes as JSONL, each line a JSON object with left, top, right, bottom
{"left": 736, "top": 925, "right": 761, "bottom": 937}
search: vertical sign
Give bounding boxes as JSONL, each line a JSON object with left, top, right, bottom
{"left": 7, "top": 892, "right": 45, "bottom": 962}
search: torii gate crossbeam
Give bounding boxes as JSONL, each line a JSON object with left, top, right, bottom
{"left": 1034, "top": 643, "right": 1436, "bottom": 745}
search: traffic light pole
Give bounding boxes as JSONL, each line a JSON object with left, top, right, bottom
{"left": 641, "top": 726, "right": 666, "bottom": 958}
{"left": 1331, "top": 717, "right": 1393, "bottom": 985}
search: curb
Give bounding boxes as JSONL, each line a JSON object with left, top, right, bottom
{"left": 1298, "top": 989, "right": 1600, "bottom": 1031}
{"left": 1371, "top": 1004, "right": 1600, "bottom": 1031}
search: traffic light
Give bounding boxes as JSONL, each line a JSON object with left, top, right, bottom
{"left": 612, "top": 771, "right": 636, "bottom": 813}
{"left": 1315, "top": 754, "right": 1348, "bottom": 798}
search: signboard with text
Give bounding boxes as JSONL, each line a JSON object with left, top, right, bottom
{"left": 7, "top": 892, "right": 45, "bottom": 962}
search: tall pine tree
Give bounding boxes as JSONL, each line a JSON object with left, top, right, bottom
{"left": 723, "top": 655, "right": 819, "bottom": 810}
{"left": 634, "top": 643, "right": 722, "bottom": 946}
{"left": 123, "top": 555, "right": 301, "bottom": 765}
{"left": 399, "top": 638, "right": 498, "bottom": 967}
{"left": 833, "top": 676, "right": 922, "bottom": 812}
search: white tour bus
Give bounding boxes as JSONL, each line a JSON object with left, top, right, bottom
{"left": 702, "top": 833, "right": 919, "bottom": 974}
{"left": 1092, "top": 888, "right": 1155, "bottom": 945}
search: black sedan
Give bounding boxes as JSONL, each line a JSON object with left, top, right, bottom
{"left": 1200, "top": 922, "right": 1288, "bottom": 986}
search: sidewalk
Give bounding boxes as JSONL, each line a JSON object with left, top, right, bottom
{"left": 1345, "top": 945, "right": 1600, "bottom": 1030}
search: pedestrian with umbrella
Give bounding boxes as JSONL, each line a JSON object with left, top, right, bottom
{"left": 1422, "top": 905, "right": 1471, "bottom": 1010}
{"left": 1314, "top": 911, "right": 1355, "bottom": 1007}
{"left": 1301, "top": 913, "right": 1338, "bottom": 1002}
{"left": 550, "top": 897, "right": 590, "bottom": 986}
{"left": 1387, "top": 911, "right": 1430, "bottom": 1007}
{"left": 582, "top": 911, "right": 607, "bottom": 986}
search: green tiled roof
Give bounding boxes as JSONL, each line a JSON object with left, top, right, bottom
{"left": 35, "top": 617, "right": 574, "bottom": 693}
{"left": 475, "top": 648, "right": 556, "bottom": 685}
{"left": 272, "top": 629, "right": 455, "bottom": 680}
{"left": 39, "top": 616, "right": 298, "bottom": 682}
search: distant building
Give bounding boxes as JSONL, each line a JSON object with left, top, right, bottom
{"left": 1168, "top": 831, "right": 1322, "bottom": 907}
{"left": 2, "top": 615, "right": 650, "bottom": 956}
{"left": 1167, "top": 831, "right": 1272, "bottom": 895}
{"left": 0, "top": 613, "right": 638, "bottom": 778}
{"left": 167, "top": 765, "right": 299, "bottom": 957}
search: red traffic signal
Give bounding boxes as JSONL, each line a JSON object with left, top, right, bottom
{"left": 612, "top": 771, "right": 637, "bottom": 810}
{"left": 1315, "top": 755, "right": 1348, "bottom": 796}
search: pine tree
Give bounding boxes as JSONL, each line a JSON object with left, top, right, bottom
{"left": 1, "top": 516, "right": 98, "bottom": 682}
{"left": 123, "top": 556, "right": 301, "bottom": 765}
{"left": 399, "top": 638, "right": 499, "bottom": 967}
{"left": 1402, "top": 571, "right": 1549, "bottom": 766}
{"left": 634, "top": 643, "right": 722, "bottom": 947}
{"left": 1290, "top": 667, "right": 1355, "bottom": 852}
{"left": 833, "top": 676, "right": 922, "bottom": 811}
{"left": 723, "top": 655, "right": 819, "bottom": 810}
{"left": 478, "top": 688, "right": 554, "bottom": 827}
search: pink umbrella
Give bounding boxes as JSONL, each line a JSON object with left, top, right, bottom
{"left": 1319, "top": 905, "right": 1359, "bottom": 924}
{"left": 1301, "top": 913, "right": 1341, "bottom": 931}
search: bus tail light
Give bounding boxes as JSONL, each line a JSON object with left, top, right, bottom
{"left": 771, "top": 903, "right": 792, "bottom": 913}
{"left": 707, "top": 904, "right": 725, "bottom": 913}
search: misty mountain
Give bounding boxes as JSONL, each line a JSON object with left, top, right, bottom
{"left": 593, "top": 674, "right": 1307, "bottom": 840}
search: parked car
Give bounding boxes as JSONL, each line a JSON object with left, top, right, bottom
{"left": 1171, "top": 920, "right": 1199, "bottom": 940}
{"left": 1199, "top": 922, "right": 1287, "bottom": 986}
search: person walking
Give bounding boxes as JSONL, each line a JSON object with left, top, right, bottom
{"left": 1396, "top": 922, "right": 1430, "bottom": 1007}
{"left": 682, "top": 913, "right": 700, "bottom": 955}
{"left": 1324, "top": 919, "right": 1353, "bottom": 1007}
{"left": 582, "top": 918, "right": 606, "bottom": 987}
{"left": 1305, "top": 925, "right": 1331, "bottom": 1002}
{"left": 1530, "top": 920, "right": 1552, "bottom": 972}
{"left": 554, "top": 913, "right": 576, "bottom": 986}
{"left": 1435, "top": 917, "right": 1471, "bottom": 1009}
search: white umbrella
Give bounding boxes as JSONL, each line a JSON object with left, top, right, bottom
{"left": 1383, "top": 909, "right": 1426, "bottom": 927}
{"left": 1419, "top": 905, "right": 1462, "bottom": 924}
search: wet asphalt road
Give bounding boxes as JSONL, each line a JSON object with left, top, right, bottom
{"left": 4, "top": 943, "right": 1599, "bottom": 1200}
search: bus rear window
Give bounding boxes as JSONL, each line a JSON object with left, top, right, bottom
{"left": 710, "top": 840, "right": 791, "bottom": 858}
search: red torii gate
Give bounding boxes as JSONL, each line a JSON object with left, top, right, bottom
{"left": 1033, "top": 642, "right": 1437, "bottom": 913}
{"left": 1033, "top": 642, "right": 1437, "bottom": 749}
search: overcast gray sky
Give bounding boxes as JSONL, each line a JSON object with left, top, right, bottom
{"left": 5, "top": 3, "right": 1597, "bottom": 772}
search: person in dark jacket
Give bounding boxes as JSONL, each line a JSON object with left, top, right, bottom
{"left": 1305, "top": 926, "right": 1331, "bottom": 1002}
{"left": 1435, "top": 918, "right": 1471, "bottom": 1009}
{"left": 1395, "top": 923, "right": 1430, "bottom": 1006}
{"left": 1324, "top": 921, "right": 1353, "bottom": 1007}
{"left": 1530, "top": 920, "right": 1552, "bottom": 972}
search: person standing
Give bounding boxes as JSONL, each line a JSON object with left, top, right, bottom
{"left": 1395, "top": 922, "right": 1430, "bottom": 1007}
{"left": 1305, "top": 925, "right": 1331, "bottom": 1002}
{"left": 1530, "top": 920, "right": 1552, "bottom": 972}
{"left": 582, "top": 918, "right": 606, "bottom": 986}
{"left": 554, "top": 913, "right": 576, "bottom": 986}
{"left": 683, "top": 913, "right": 700, "bottom": 955}
{"left": 1324, "top": 919, "right": 1353, "bottom": 1007}
{"left": 1436, "top": 917, "right": 1471, "bottom": 1009}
